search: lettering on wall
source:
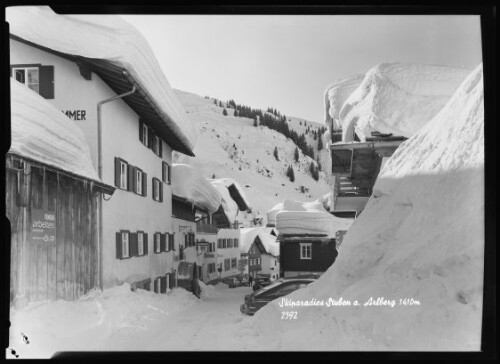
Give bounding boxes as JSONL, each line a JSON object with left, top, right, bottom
{"left": 31, "top": 209, "right": 56, "bottom": 244}
{"left": 62, "top": 110, "right": 86, "bottom": 120}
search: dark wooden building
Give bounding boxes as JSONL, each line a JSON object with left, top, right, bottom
{"left": 7, "top": 154, "right": 114, "bottom": 307}
{"left": 278, "top": 234, "right": 338, "bottom": 278}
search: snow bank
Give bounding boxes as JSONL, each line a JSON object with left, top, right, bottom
{"left": 172, "top": 164, "right": 221, "bottom": 213}
{"left": 338, "top": 63, "right": 470, "bottom": 141}
{"left": 268, "top": 199, "right": 353, "bottom": 237}
{"left": 7, "top": 6, "right": 198, "bottom": 151}
{"left": 250, "top": 65, "right": 484, "bottom": 351}
{"left": 9, "top": 78, "right": 100, "bottom": 182}
{"left": 8, "top": 283, "right": 199, "bottom": 358}
{"left": 210, "top": 178, "right": 251, "bottom": 223}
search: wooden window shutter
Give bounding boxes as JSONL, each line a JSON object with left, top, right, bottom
{"left": 130, "top": 233, "right": 138, "bottom": 257}
{"left": 158, "top": 139, "right": 163, "bottom": 158}
{"left": 190, "top": 233, "right": 195, "bottom": 245}
{"left": 132, "top": 167, "right": 138, "bottom": 193}
{"left": 168, "top": 164, "right": 171, "bottom": 184}
{"left": 127, "top": 164, "right": 134, "bottom": 192}
{"left": 39, "top": 65, "right": 54, "bottom": 99}
{"left": 148, "top": 128, "right": 154, "bottom": 150}
{"left": 139, "top": 120, "right": 144, "bottom": 143}
{"left": 114, "top": 157, "right": 121, "bottom": 187}
{"left": 116, "top": 232, "right": 122, "bottom": 259}
{"left": 162, "top": 162, "right": 166, "bottom": 183}
{"left": 160, "top": 276, "right": 167, "bottom": 293}
{"left": 171, "top": 234, "right": 175, "bottom": 251}
{"left": 159, "top": 182, "right": 163, "bottom": 202}
{"left": 144, "top": 233, "right": 149, "bottom": 255}
{"left": 142, "top": 172, "right": 147, "bottom": 196}
{"left": 160, "top": 233, "right": 166, "bottom": 252}
{"left": 169, "top": 272, "right": 175, "bottom": 288}
{"left": 184, "top": 233, "right": 188, "bottom": 245}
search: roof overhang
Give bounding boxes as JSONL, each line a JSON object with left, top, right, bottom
{"left": 10, "top": 34, "right": 195, "bottom": 157}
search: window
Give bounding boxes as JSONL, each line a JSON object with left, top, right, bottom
{"left": 228, "top": 239, "right": 233, "bottom": 248}
{"left": 11, "top": 64, "right": 54, "bottom": 99}
{"left": 138, "top": 232, "right": 144, "bottom": 256}
{"left": 168, "top": 233, "right": 175, "bottom": 251}
{"left": 152, "top": 135, "right": 162, "bottom": 157}
{"left": 231, "top": 258, "right": 237, "bottom": 268}
{"left": 136, "top": 169, "right": 143, "bottom": 195}
{"left": 217, "top": 239, "right": 222, "bottom": 249}
{"left": 114, "top": 158, "right": 128, "bottom": 190}
{"left": 224, "top": 259, "right": 230, "bottom": 271}
{"left": 234, "top": 238, "right": 239, "bottom": 248}
{"left": 140, "top": 121, "right": 149, "bottom": 147}
{"left": 154, "top": 233, "right": 161, "bottom": 253}
{"left": 152, "top": 178, "right": 163, "bottom": 202}
{"left": 115, "top": 231, "right": 130, "bottom": 259}
{"left": 162, "top": 162, "right": 171, "bottom": 184}
{"left": 222, "top": 239, "right": 227, "bottom": 249}
{"left": 300, "top": 243, "right": 312, "bottom": 260}
{"left": 122, "top": 232, "right": 129, "bottom": 258}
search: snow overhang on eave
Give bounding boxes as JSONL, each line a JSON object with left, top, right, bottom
{"left": 10, "top": 35, "right": 195, "bottom": 157}
{"left": 227, "top": 183, "right": 249, "bottom": 211}
{"left": 9, "top": 153, "right": 115, "bottom": 195}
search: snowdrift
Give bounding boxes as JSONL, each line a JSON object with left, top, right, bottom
{"left": 7, "top": 6, "right": 198, "bottom": 151}
{"left": 9, "top": 78, "right": 100, "bottom": 182}
{"left": 336, "top": 63, "right": 470, "bottom": 141}
{"left": 251, "top": 64, "right": 484, "bottom": 351}
{"left": 171, "top": 164, "right": 221, "bottom": 213}
{"left": 269, "top": 199, "right": 353, "bottom": 237}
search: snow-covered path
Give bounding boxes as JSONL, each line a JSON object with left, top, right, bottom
{"left": 8, "top": 284, "right": 262, "bottom": 357}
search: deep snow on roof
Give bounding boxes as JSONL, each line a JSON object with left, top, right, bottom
{"left": 9, "top": 78, "right": 101, "bottom": 182}
{"left": 327, "top": 62, "right": 470, "bottom": 142}
{"left": 171, "top": 164, "right": 221, "bottom": 213}
{"left": 210, "top": 178, "right": 251, "bottom": 224}
{"left": 251, "top": 64, "right": 484, "bottom": 350}
{"left": 239, "top": 227, "right": 278, "bottom": 255}
{"left": 6, "top": 6, "right": 198, "bottom": 153}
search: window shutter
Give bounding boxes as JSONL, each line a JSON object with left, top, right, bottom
{"left": 127, "top": 164, "right": 134, "bottom": 192}
{"left": 148, "top": 128, "right": 154, "bottom": 150}
{"left": 159, "top": 182, "right": 163, "bottom": 202}
{"left": 39, "top": 65, "right": 54, "bottom": 99}
{"left": 152, "top": 178, "right": 155, "bottom": 200}
{"left": 139, "top": 120, "right": 144, "bottom": 143}
{"left": 160, "top": 233, "right": 166, "bottom": 252}
{"left": 144, "top": 233, "right": 149, "bottom": 255}
{"left": 171, "top": 234, "right": 175, "bottom": 251}
{"left": 169, "top": 272, "right": 175, "bottom": 288}
{"left": 132, "top": 167, "right": 138, "bottom": 193}
{"left": 114, "top": 158, "right": 121, "bottom": 187}
{"left": 160, "top": 276, "right": 167, "bottom": 293}
{"left": 142, "top": 172, "right": 147, "bottom": 196}
{"left": 116, "top": 232, "right": 122, "bottom": 259}
{"left": 130, "top": 233, "right": 138, "bottom": 257}
{"left": 184, "top": 234, "right": 188, "bottom": 245}
{"left": 162, "top": 162, "right": 166, "bottom": 182}
{"left": 167, "top": 164, "right": 171, "bottom": 184}
{"left": 158, "top": 139, "right": 163, "bottom": 158}
{"left": 190, "top": 233, "right": 195, "bottom": 246}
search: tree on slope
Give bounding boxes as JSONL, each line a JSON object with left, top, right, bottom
{"left": 273, "top": 146, "right": 279, "bottom": 161}
{"left": 294, "top": 147, "right": 299, "bottom": 162}
{"left": 223, "top": 108, "right": 228, "bottom": 116}
{"left": 286, "top": 165, "right": 295, "bottom": 182}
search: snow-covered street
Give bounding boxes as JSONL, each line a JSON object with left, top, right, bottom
{"left": 8, "top": 284, "right": 264, "bottom": 358}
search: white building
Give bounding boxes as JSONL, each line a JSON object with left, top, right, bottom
{"left": 8, "top": 7, "right": 197, "bottom": 293}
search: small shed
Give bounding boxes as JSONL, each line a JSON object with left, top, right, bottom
{"left": 7, "top": 79, "right": 114, "bottom": 306}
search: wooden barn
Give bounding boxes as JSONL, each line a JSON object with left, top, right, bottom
{"left": 8, "top": 79, "right": 114, "bottom": 307}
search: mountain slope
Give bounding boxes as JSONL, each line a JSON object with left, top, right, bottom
{"left": 173, "top": 90, "right": 332, "bottom": 225}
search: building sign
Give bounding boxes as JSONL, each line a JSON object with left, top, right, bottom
{"left": 31, "top": 209, "right": 56, "bottom": 244}
{"left": 62, "top": 110, "right": 86, "bottom": 120}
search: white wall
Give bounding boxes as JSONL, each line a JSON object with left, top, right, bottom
{"left": 217, "top": 228, "right": 241, "bottom": 279}
{"left": 261, "top": 254, "right": 280, "bottom": 281}
{"left": 11, "top": 39, "right": 178, "bottom": 288}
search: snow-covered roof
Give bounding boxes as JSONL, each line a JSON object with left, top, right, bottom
{"left": 210, "top": 178, "right": 251, "bottom": 224}
{"left": 330, "top": 62, "right": 470, "bottom": 142}
{"left": 239, "top": 227, "right": 278, "bottom": 256}
{"left": 268, "top": 199, "right": 353, "bottom": 237}
{"left": 6, "top": 6, "right": 198, "bottom": 155}
{"left": 171, "top": 164, "right": 221, "bottom": 214}
{"left": 9, "top": 77, "right": 108, "bottom": 185}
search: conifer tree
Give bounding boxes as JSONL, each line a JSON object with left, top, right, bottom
{"left": 253, "top": 117, "right": 258, "bottom": 127}
{"left": 294, "top": 147, "right": 299, "bottom": 162}
{"left": 223, "top": 108, "right": 228, "bottom": 116}
{"left": 273, "top": 146, "right": 279, "bottom": 161}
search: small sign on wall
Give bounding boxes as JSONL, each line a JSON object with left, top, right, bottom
{"left": 31, "top": 209, "right": 56, "bottom": 244}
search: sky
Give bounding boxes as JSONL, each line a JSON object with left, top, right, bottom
{"left": 121, "top": 15, "right": 483, "bottom": 123}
